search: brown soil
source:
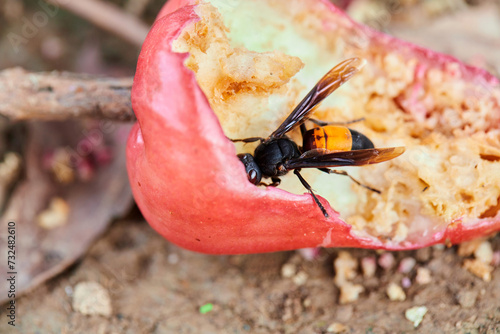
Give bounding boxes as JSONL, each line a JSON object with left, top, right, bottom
{"left": 2, "top": 217, "right": 498, "bottom": 333}
{"left": 1, "top": 1, "right": 499, "bottom": 333}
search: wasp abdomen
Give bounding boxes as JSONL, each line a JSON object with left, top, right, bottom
{"left": 303, "top": 126, "right": 374, "bottom": 151}
{"left": 350, "top": 129, "right": 374, "bottom": 150}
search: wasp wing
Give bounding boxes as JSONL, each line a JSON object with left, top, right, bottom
{"left": 284, "top": 147, "right": 405, "bottom": 169}
{"left": 269, "top": 57, "right": 366, "bottom": 140}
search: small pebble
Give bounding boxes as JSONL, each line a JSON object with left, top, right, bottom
{"left": 405, "top": 306, "right": 428, "bottom": 327}
{"left": 37, "top": 197, "right": 70, "bottom": 229}
{"left": 0, "top": 152, "right": 21, "bottom": 181}
{"left": 474, "top": 241, "right": 493, "bottom": 264}
{"left": 339, "top": 282, "right": 364, "bottom": 304}
{"left": 334, "top": 252, "right": 358, "bottom": 286}
{"left": 292, "top": 271, "right": 308, "bottom": 286}
{"left": 401, "top": 277, "right": 412, "bottom": 288}
{"left": 387, "top": 282, "right": 406, "bottom": 301}
{"left": 378, "top": 253, "right": 395, "bottom": 270}
{"left": 398, "top": 257, "right": 417, "bottom": 274}
{"left": 281, "top": 263, "right": 297, "bottom": 278}
{"left": 326, "top": 322, "right": 348, "bottom": 333}
{"left": 416, "top": 267, "right": 432, "bottom": 285}
{"left": 72, "top": 281, "right": 112, "bottom": 317}
{"left": 457, "top": 239, "right": 483, "bottom": 257}
{"left": 361, "top": 256, "right": 377, "bottom": 278}
{"left": 463, "top": 259, "right": 493, "bottom": 282}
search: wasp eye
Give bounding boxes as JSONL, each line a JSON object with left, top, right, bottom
{"left": 248, "top": 169, "right": 258, "bottom": 184}
{"left": 238, "top": 153, "right": 262, "bottom": 185}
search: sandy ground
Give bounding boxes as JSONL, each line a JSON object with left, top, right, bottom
{"left": 1, "top": 1, "right": 499, "bottom": 333}
{"left": 1, "top": 217, "right": 498, "bottom": 333}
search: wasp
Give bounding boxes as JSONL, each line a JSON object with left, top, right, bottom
{"left": 232, "top": 58, "right": 405, "bottom": 218}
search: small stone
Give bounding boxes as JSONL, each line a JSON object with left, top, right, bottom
{"left": 401, "top": 277, "right": 412, "bottom": 288}
{"left": 334, "top": 252, "right": 358, "bottom": 286}
{"left": 37, "top": 197, "right": 70, "bottom": 229}
{"left": 463, "top": 259, "right": 493, "bottom": 282}
{"left": 457, "top": 290, "right": 478, "bottom": 308}
{"left": 281, "top": 263, "right": 297, "bottom": 278}
{"left": 387, "top": 282, "right": 406, "bottom": 301}
{"left": 361, "top": 256, "right": 377, "bottom": 278}
{"left": 72, "top": 281, "right": 112, "bottom": 317}
{"left": 0, "top": 152, "right": 21, "bottom": 181}
{"left": 405, "top": 306, "right": 428, "bottom": 327}
{"left": 457, "top": 239, "right": 483, "bottom": 257}
{"left": 292, "top": 271, "right": 308, "bottom": 286}
{"left": 339, "top": 282, "right": 364, "bottom": 304}
{"left": 474, "top": 241, "right": 493, "bottom": 264}
{"left": 378, "top": 252, "right": 395, "bottom": 270}
{"left": 326, "top": 322, "right": 348, "bottom": 333}
{"left": 416, "top": 267, "right": 432, "bottom": 285}
{"left": 398, "top": 257, "right": 417, "bottom": 274}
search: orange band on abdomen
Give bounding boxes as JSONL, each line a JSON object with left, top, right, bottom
{"left": 323, "top": 126, "right": 352, "bottom": 151}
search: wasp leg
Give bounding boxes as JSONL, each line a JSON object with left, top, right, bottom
{"left": 294, "top": 169, "right": 329, "bottom": 218}
{"left": 319, "top": 168, "right": 381, "bottom": 194}
{"left": 300, "top": 123, "right": 308, "bottom": 137}
{"left": 229, "top": 137, "right": 265, "bottom": 144}
{"left": 259, "top": 177, "right": 281, "bottom": 187}
{"left": 309, "top": 117, "right": 365, "bottom": 126}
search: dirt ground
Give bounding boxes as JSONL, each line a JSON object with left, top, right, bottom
{"left": 1, "top": 1, "right": 500, "bottom": 333}
{"left": 1, "top": 216, "right": 499, "bottom": 333}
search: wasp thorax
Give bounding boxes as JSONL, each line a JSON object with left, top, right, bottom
{"left": 254, "top": 138, "right": 300, "bottom": 177}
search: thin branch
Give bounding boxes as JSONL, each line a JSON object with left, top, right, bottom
{"left": 0, "top": 68, "right": 135, "bottom": 122}
{"left": 125, "top": 0, "right": 152, "bottom": 17}
{"left": 46, "top": 0, "right": 149, "bottom": 47}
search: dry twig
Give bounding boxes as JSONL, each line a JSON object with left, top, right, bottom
{"left": 125, "top": 0, "right": 152, "bottom": 17}
{"left": 0, "top": 68, "right": 135, "bottom": 121}
{"left": 46, "top": 0, "right": 149, "bottom": 47}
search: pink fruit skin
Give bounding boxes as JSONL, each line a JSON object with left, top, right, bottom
{"left": 127, "top": 0, "right": 500, "bottom": 254}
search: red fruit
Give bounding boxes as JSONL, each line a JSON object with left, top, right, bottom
{"left": 127, "top": 0, "right": 500, "bottom": 254}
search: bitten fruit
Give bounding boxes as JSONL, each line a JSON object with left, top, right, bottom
{"left": 127, "top": 0, "right": 500, "bottom": 254}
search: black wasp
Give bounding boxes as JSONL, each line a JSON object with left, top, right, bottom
{"left": 232, "top": 58, "right": 405, "bottom": 217}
